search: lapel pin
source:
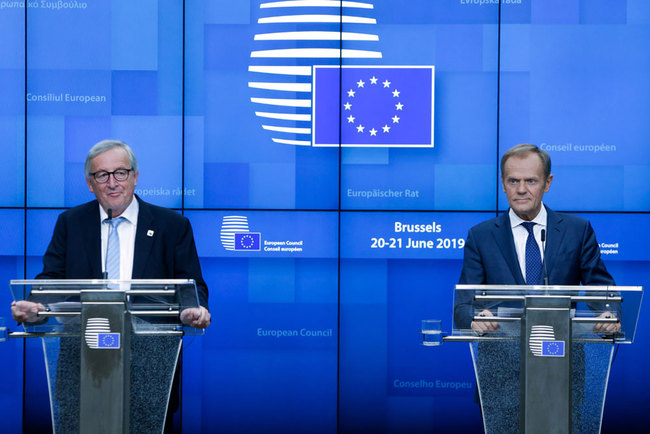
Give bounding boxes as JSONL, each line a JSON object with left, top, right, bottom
{"left": 147, "top": 230, "right": 154, "bottom": 237}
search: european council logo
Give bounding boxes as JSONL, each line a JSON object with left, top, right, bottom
{"left": 529, "top": 325, "right": 565, "bottom": 358}
{"left": 84, "top": 318, "right": 120, "bottom": 350}
{"left": 221, "top": 216, "right": 262, "bottom": 251}
{"left": 249, "top": 0, "right": 386, "bottom": 147}
{"left": 248, "top": 1, "right": 435, "bottom": 148}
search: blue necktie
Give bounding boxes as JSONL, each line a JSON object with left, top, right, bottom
{"left": 522, "top": 222, "right": 542, "bottom": 285}
{"left": 105, "top": 217, "right": 125, "bottom": 280}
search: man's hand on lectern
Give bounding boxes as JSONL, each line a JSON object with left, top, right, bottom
{"left": 180, "top": 306, "right": 211, "bottom": 329}
{"left": 11, "top": 300, "right": 45, "bottom": 323}
{"left": 471, "top": 309, "right": 500, "bottom": 334}
{"left": 593, "top": 311, "right": 621, "bottom": 335}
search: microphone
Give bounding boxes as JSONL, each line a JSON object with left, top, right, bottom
{"left": 541, "top": 228, "right": 549, "bottom": 285}
{"left": 103, "top": 208, "right": 113, "bottom": 280}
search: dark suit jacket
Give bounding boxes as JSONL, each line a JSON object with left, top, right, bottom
{"left": 454, "top": 206, "right": 614, "bottom": 329}
{"left": 36, "top": 196, "right": 209, "bottom": 309}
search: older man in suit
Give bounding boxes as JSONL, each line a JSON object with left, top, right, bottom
{"left": 12, "top": 139, "right": 210, "bottom": 326}
{"left": 454, "top": 143, "right": 619, "bottom": 433}
{"left": 11, "top": 139, "right": 210, "bottom": 433}
{"left": 455, "top": 143, "right": 618, "bottom": 332}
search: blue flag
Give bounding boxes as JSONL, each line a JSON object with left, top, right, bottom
{"left": 313, "top": 66, "right": 434, "bottom": 147}
{"left": 541, "top": 340, "right": 565, "bottom": 357}
{"left": 97, "top": 333, "right": 120, "bottom": 349}
{"left": 235, "top": 232, "right": 261, "bottom": 251}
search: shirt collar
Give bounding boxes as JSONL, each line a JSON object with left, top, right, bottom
{"left": 509, "top": 203, "right": 547, "bottom": 229}
{"left": 99, "top": 197, "right": 139, "bottom": 224}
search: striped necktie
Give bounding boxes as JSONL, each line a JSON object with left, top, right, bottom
{"left": 105, "top": 217, "right": 125, "bottom": 280}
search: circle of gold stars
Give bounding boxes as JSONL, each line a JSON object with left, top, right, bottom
{"left": 240, "top": 234, "right": 256, "bottom": 248}
{"left": 344, "top": 75, "right": 403, "bottom": 137}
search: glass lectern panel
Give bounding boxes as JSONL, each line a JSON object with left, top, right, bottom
{"left": 10, "top": 279, "right": 200, "bottom": 434}
{"left": 37, "top": 335, "right": 181, "bottom": 433}
{"left": 10, "top": 279, "right": 202, "bottom": 335}
{"left": 452, "top": 285, "right": 642, "bottom": 434}
{"left": 469, "top": 339, "right": 613, "bottom": 433}
{"left": 453, "top": 285, "right": 642, "bottom": 344}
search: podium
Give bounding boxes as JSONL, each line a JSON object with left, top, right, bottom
{"left": 449, "top": 285, "right": 643, "bottom": 434}
{"left": 9, "top": 279, "right": 203, "bottom": 434}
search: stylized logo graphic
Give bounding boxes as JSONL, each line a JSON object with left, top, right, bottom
{"left": 529, "top": 325, "right": 565, "bottom": 357}
{"left": 85, "top": 318, "right": 120, "bottom": 350}
{"left": 221, "top": 216, "right": 262, "bottom": 251}
{"left": 313, "top": 65, "right": 434, "bottom": 147}
{"left": 249, "top": 0, "right": 393, "bottom": 147}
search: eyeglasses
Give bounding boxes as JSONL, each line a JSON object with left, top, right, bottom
{"left": 90, "top": 168, "right": 133, "bottom": 183}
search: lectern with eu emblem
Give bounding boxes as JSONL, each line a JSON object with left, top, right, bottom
{"left": 447, "top": 285, "right": 642, "bottom": 434}
{"left": 7, "top": 279, "right": 203, "bottom": 434}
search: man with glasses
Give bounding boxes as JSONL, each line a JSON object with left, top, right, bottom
{"left": 13, "top": 139, "right": 209, "bottom": 326}
{"left": 11, "top": 139, "right": 209, "bottom": 433}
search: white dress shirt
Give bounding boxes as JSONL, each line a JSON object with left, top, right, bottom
{"left": 509, "top": 205, "right": 547, "bottom": 282}
{"left": 99, "top": 198, "right": 139, "bottom": 280}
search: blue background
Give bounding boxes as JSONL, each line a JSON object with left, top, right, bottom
{"left": 1, "top": 0, "right": 650, "bottom": 432}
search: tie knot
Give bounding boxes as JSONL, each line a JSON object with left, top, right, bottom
{"left": 106, "top": 216, "right": 126, "bottom": 229}
{"left": 521, "top": 221, "right": 535, "bottom": 235}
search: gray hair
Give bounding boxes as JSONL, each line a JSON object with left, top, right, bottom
{"left": 84, "top": 139, "right": 138, "bottom": 178}
{"left": 500, "top": 143, "right": 551, "bottom": 179}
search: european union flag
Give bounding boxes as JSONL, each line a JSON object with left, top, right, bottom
{"left": 541, "top": 340, "right": 565, "bottom": 357}
{"left": 313, "top": 66, "right": 434, "bottom": 147}
{"left": 97, "top": 333, "right": 120, "bottom": 349}
{"left": 234, "top": 232, "right": 261, "bottom": 251}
